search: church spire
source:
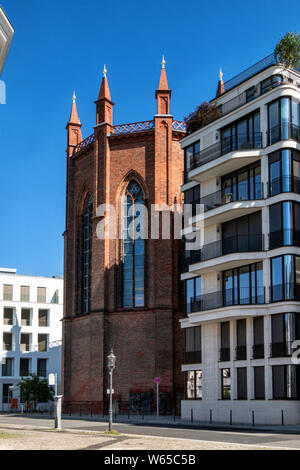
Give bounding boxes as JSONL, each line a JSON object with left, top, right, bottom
{"left": 156, "top": 56, "right": 171, "bottom": 115}
{"left": 66, "top": 92, "right": 82, "bottom": 156}
{"left": 216, "top": 68, "right": 226, "bottom": 98}
{"left": 68, "top": 91, "right": 81, "bottom": 125}
{"left": 96, "top": 65, "right": 114, "bottom": 125}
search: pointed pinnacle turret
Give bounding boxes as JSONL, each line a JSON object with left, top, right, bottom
{"left": 158, "top": 55, "right": 169, "bottom": 90}
{"left": 69, "top": 91, "right": 81, "bottom": 124}
{"left": 98, "top": 64, "right": 111, "bottom": 101}
{"left": 216, "top": 67, "right": 226, "bottom": 98}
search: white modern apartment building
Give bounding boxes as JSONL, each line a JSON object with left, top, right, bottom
{"left": 180, "top": 54, "right": 300, "bottom": 425}
{"left": 0, "top": 268, "right": 63, "bottom": 410}
{"left": 0, "top": 6, "right": 14, "bottom": 77}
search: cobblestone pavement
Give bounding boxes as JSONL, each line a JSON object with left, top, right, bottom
{"left": 0, "top": 424, "right": 296, "bottom": 450}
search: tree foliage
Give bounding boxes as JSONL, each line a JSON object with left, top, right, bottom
{"left": 19, "top": 374, "right": 54, "bottom": 409}
{"left": 184, "top": 102, "right": 221, "bottom": 135}
{"left": 275, "top": 32, "right": 300, "bottom": 69}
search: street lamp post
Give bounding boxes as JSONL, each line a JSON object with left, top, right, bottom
{"left": 107, "top": 349, "right": 116, "bottom": 432}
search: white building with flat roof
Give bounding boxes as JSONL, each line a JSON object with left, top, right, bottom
{"left": 0, "top": 268, "right": 63, "bottom": 410}
{"left": 180, "top": 54, "right": 300, "bottom": 425}
{"left": 0, "top": 6, "right": 14, "bottom": 77}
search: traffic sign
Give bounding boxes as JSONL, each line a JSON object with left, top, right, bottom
{"left": 154, "top": 377, "right": 161, "bottom": 385}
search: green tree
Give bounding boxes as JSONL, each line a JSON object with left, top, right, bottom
{"left": 19, "top": 374, "right": 54, "bottom": 410}
{"left": 184, "top": 102, "right": 221, "bottom": 135}
{"left": 274, "top": 32, "right": 300, "bottom": 69}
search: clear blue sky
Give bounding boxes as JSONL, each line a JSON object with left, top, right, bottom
{"left": 0, "top": 0, "right": 299, "bottom": 276}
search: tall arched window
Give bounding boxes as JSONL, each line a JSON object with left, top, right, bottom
{"left": 82, "top": 195, "right": 93, "bottom": 314}
{"left": 123, "top": 181, "right": 145, "bottom": 308}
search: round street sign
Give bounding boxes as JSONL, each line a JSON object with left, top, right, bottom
{"left": 154, "top": 377, "right": 161, "bottom": 384}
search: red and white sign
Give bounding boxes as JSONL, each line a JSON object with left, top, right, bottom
{"left": 154, "top": 377, "right": 161, "bottom": 385}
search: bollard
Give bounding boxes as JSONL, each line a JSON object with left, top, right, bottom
{"left": 252, "top": 411, "right": 255, "bottom": 427}
{"left": 281, "top": 409, "right": 284, "bottom": 426}
{"left": 191, "top": 408, "right": 194, "bottom": 424}
{"left": 230, "top": 410, "right": 232, "bottom": 425}
{"left": 210, "top": 409, "right": 212, "bottom": 425}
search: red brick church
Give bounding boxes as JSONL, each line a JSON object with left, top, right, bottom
{"left": 62, "top": 60, "right": 186, "bottom": 414}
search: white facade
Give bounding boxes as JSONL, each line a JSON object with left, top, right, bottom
{"left": 0, "top": 268, "right": 63, "bottom": 410}
{"left": 0, "top": 7, "right": 14, "bottom": 77}
{"left": 180, "top": 58, "right": 300, "bottom": 425}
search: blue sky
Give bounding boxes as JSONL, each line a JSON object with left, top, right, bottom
{"left": 0, "top": 0, "right": 299, "bottom": 276}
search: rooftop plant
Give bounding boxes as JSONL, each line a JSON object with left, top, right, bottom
{"left": 274, "top": 32, "right": 300, "bottom": 69}
{"left": 184, "top": 102, "right": 221, "bottom": 135}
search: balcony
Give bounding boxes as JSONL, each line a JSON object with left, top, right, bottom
{"left": 199, "top": 183, "right": 264, "bottom": 213}
{"left": 236, "top": 345, "right": 247, "bottom": 361}
{"left": 183, "top": 351, "right": 202, "bottom": 364}
{"left": 269, "top": 229, "right": 300, "bottom": 250}
{"left": 269, "top": 176, "right": 300, "bottom": 197}
{"left": 267, "top": 123, "right": 300, "bottom": 147}
{"left": 190, "top": 287, "right": 265, "bottom": 313}
{"left": 252, "top": 344, "right": 265, "bottom": 359}
{"left": 270, "top": 283, "right": 300, "bottom": 303}
{"left": 270, "top": 341, "right": 297, "bottom": 358}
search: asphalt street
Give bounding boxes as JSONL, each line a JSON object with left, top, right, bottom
{"left": 0, "top": 415, "right": 299, "bottom": 449}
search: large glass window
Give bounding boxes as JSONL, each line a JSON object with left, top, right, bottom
{"left": 82, "top": 195, "right": 93, "bottom": 314}
{"left": 185, "top": 370, "right": 202, "bottom": 400}
{"left": 237, "top": 367, "right": 247, "bottom": 399}
{"left": 271, "top": 313, "right": 300, "bottom": 357}
{"left": 221, "top": 369, "right": 231, "bottom": 400}
{"left": 273, "top": 365, "right": 300, "bottom": 399}
{"left": 271, "top": 255, "right": 300, "bottom": 302}
{"left": 261, "top": 75, "right": 283, "bottom": 95}
{"left": 2, "top": 358, "right": 14, "bottom": 377}
{"left": 184, "top": 142, "right": 200, "bottom": 182}
{"left": 268, "top": 98, "right": 300, "bottom": 145}
{"left": 185, "top": 277, "right": 201, "bottom": 315}
{"left": 270, "top": 201, "right": 300, "bottom": 249}
{"left": 254, "top": 366, "right": 265, "bottom": 399}
{"left": 223, "top": 262, "right": 264, "bottom": 306}
{"left": 222, "top": 162, "right": 262, "bottom": 203}
{"left": 184, "top": 327, "right": 202, "bottom": 364}
{"left": 221, "top": 111, "right": 261, "bottom": 154}
{"left": 269, "top": 149, "right": 300, "bottom": 196}
{"left": 253, "top": 316, "right": 265, "bottom": 359}
{"left": 123, "top": 181, "right": 145, "bottom": 308}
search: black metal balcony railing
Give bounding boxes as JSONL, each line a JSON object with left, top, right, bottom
{"left": 271, "top": 283, "right": 300, "bottom": 303}
{"left": 190, "top": 287, "right": 265, "bottom": 313}
{"left": 199, "top": 182, "right": 264, "bottom": 212}
{"left": 252, "top": 344, "right": 265, "bottom": 359}
{"left": 270, "top": 341, "right": 297, "bottom": 358}
{"left": 220, "top": 347, "right": 230, "bottom": 362}
{"left": 192, "top": 234, "right": 264, "bottom": 264}
{"left": 267, "top": 123, "right": 300, "bottom": 146}
{"left": 236, "top": 345, "right": 247, "bottom": 361}
{"left": 183, "top": 351, "right": 202, "bottom": 364}
{"left": 269, "top": 176, "right": 300, "bottom": 197}
{"left": 190, "top": 133, "right": 262, "bottom": 171}
{"left": 269, "top": 229, "right": 300, "bottom": 250}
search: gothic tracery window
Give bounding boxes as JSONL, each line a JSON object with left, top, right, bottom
{"left": 82, "top": 195, "right": 93, "bottom": 314}
{"left": 123, "top": 181, "right": 145, "bottom": 308}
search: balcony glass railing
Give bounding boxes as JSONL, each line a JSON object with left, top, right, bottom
{"left": 183, "top": 351, "right": 202, "bottom": 364}
{"left": 199, "top": 182, "right": 264, "bottom": 212}
{"left": 236, "top": 345, "right": 247, "bottom": 361}
{"left": 220, "top": 347, "right": 231, "bottom": 362}
{"left": 269, "top": 341, "right": 297, "bottom": 358}
{"left": 190, "top": 287, "right": 265, "bottom": 313}
{"left": 267, "top": 123, "right": 300, "bottom": 146}
{"left": 252, "top": 344, "right": 265, "bottom": 359}
{"left": 269, "top": 176, "right": 300, "bottom": 197}
{"left": 269, "top": 229, "right": 300, "bottom": 250}
{"left": 190, "top": 133, "right": 262, "bottom": 171}
{"left": 271, "top": 283, "right": 300, "bottom": 303}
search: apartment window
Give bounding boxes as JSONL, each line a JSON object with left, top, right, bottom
{"left": 38, "top": 334, "right": 48, "bottom": 352}
{"left": 20, "top": 358, "right": 30, "bottom": 377}
{"left": 221, "top": 110, "right": 261, "bottom": 154}
{"left": 3, "top": 333, "right": 13, "bottom": 351}
{"left": 20, "top": 334, "right": 30, "bottom": 352}
{"left": 184, "top": 327, "right": 202, "bottom": 364}
{"left": 51, "top": 290, "right": 59, "bottom": 304}
{"left": 237, "top": 367, "right": 247, "bottom": 399}
{"left": 222, "top": 162, "right": 262, "bottom": 203}
{"left": 184, "top": 185, "right": 201, "bottom": 218}
{"left": 37, "top": 287, "right": 46, "bottom": 304}
{"left": 253, "top": 316, "right": 265, "bottom": 359}
{"left": 38, "top": 310, "right": 49, "bottom": 327}
{"left": 269, "top": 201, "right": 300, "bottom": 249}
{"left": 2, "top": 358, "right": 14, "bottom": 377}
{"left": 220, "top": 322, "right": 230, "bottom": 362}
{"left": 37, "top": 359, "right": 47, "bottom": 377}
{"left": 269, "top": 149, "right": 300, "bottom": 197}
{"left": 184, "top": 141, "right": 200, "bottom": 182}
{"left": 20, "top": 286, "right": 30, "bottom": 302}
{"left": 21, "top": 309, "right": 31, "bottom": 327}
{"left": 268, "top": 98, "right": 299, "bottom": 145}
{"left": 271, "top": 313, "right": 300, "bottom": 357}
{"left": 273, "top": 365, "right": 300, "bottom": 399}
{"left": 236, "top": 319, "right": 247, "bottom": 360}
{"left": 185, "top": 370, "right": 202, "bottom": 400}
{"left": 2, "top": 384, "right": 13, "bottom": 404}
{"left": 261, "top": 75, "right": 282, "bottom": 95}
{"left": 222, "top": 212, "right": 262, "bottom": 255}
{"left": 3, "top": 308, "right": 13, "bottom": 326}
{"left": 223, "top": 262, "right": 264, "bottom": 306}
{"left": 246, "top": 87, "right": 256, "bottom": 103}
{"left": 122, "top": 181, "right": 145, "bottom": 308}
{"left": 185, "top": 277, "right": 201, "bottom": 315}
{"left": 221, "top": 369, "right": 231, "bottom": 400}
{"left": 271, "top": 255, "right": 300, "bottom": 302}
{"left": 254, "top": 366, "right": 265, "bottom": 399}
{"left": 3, "top": 285, "right": 13, "bottom": 301}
